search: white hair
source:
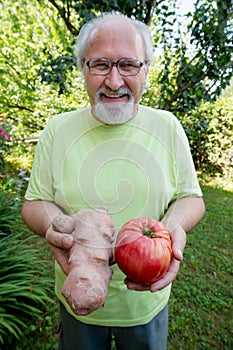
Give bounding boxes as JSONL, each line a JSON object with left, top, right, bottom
{"left": 74, "top": 11, "right": 154, "bottom": 71}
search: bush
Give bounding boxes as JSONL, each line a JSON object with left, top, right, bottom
{"left": 0, "top": 115, "right": 11, "bottom": 175}
{"left": 207, "top": 97, "right": 233, "bottom": 176}
{"left": 0, "top": 191, "right": 55, "bottom": 348}
{"left": 181, "top": 97, "right": 233, "bottom": 176}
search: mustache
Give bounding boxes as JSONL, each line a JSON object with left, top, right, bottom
{"left": 96, "top": 87, "right": 133, "bottom": 99}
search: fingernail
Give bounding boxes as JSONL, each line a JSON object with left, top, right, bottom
{"left": 63, "top": 235, "right": 73, "bottom": 247}
{"left": 177, "top": 249, "right": 183, "bottom": 260}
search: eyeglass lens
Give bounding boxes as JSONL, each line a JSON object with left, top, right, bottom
{"left": 86, "top": 58, "right": 143, "bottom": 76}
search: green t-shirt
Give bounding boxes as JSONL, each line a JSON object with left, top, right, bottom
{"left": 25, "top": 105, "right": 202, "bottom": 326}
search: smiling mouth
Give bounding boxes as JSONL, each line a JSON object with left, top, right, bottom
{"left": 101, "top": 93, "right": 128, "bottom": 102}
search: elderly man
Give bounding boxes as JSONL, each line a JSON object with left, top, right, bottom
{"left": 22, "top": 11, "right": 205, "bottom": 350}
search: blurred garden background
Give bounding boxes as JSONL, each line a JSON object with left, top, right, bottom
{"left": 0, "top": 0, "right": 232, "bottom": 349}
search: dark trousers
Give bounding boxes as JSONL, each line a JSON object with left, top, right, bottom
{"left": 58, "top": 302, "right": 168, "bottom": 350}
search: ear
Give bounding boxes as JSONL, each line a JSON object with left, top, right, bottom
{"left": 80, "top": 58, "right": 86, "bottom": 72}
{"left": 144, "top": 61, "right": 150, "bottom": 76}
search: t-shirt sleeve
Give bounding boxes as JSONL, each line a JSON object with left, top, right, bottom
{"left": 172, "top": 118, "right": 202, "bottom": 199}
{"left": 25, "top": 121, "right": 55, "bottom": 201}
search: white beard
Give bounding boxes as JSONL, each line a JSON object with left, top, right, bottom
{"left": 92, "top": 87, "right": 136, "bottom": 125}
{"left": 93, "top": 101, "right": 136, "bottom": 125}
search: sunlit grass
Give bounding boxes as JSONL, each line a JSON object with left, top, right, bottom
{"left": 167, "top": 181, "right": 233, "bottom": 349}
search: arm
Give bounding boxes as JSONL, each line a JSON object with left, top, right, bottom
{"left": 21, "top": 200, "right": 74, "bottom": 274}
{"left": 161, "top": 196, "right": 206, "bottom": 234}
{"left": 125, "top": 196, "right": 205, "bottom": 292}
{"left": 21, "top": 200, "right": 63, "bottom": 236}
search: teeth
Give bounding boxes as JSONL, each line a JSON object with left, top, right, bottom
{"left": 105, "top": 94, "right": 123, "bottom": 98}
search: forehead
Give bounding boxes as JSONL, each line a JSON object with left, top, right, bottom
{"left": 85, "top": 19, "right": 145, "bottom": 60}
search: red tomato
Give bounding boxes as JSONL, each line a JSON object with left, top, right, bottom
{"left": 114, "top": 217, "right": 172, "bottom": 285}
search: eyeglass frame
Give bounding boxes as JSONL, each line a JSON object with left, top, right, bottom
{"left": 83, "top": 57, "right": 147, "bottom": 76}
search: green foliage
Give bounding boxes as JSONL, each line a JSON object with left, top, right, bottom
{"left": 39, "top": 53, "right": 76, "bottom": 95}
{"left": 0, "top": 0, "right": 232, "bottom": 178}
{"left": 2, "top": 0, "right": 231, "bottom": 118}
{"left": 0, "top": 191, "right": 55, "bottom": 348}
{"left": 153, "top": 0, "right": 233, "bottom": 112}
{"left": 47, "top": 0, "right": 156, "bottom": 28}
{"left": 182, "top": 94, "right": 233, "bottom": 174}
{"left": 142, "top": 69, "right": 233, "bottom": 174}
{"left": 0, "top": 191, "right": 22, "bottom": 234}
{"left": 44, "top": 0, "right": 233, "bottom": 113}
{"left": 0, "top": 115, "right": 11, "bottom": 173}
{"left": 182, "top": 109, "right": 209, "bottom": 170}
{"left": 207, "top": 99, "right": 233, "bottom": 176}
{"left": 0, "top": 0, "right": 89, "bottom": 161}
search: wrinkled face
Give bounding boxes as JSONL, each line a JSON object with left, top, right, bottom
{"left": 83, "top": 19, "right": 149, "bottom": 125}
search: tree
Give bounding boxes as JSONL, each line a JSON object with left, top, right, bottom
{"left": 155, "top": 0, "right": 233, "bottom": 113}
{"left": 43, "top": 0, "right": 233, "bottom": 113}
{"left": 0, "top": 0, "right": 232, "bottom": 173}
{"left": 1, "top": 0, "right": 232, "bottom": 121}
{"left": 0, "top": 0, "right": 88, "bottom": 142}
{"left": 47, "top": 0, "right": 157, "bottom": 29}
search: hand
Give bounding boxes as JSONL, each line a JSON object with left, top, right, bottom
{"left": 45, "top": 213, "right": 75, "bottom": 275}
{"left": 124, "top": 225, "right": 186, "bottom": 292}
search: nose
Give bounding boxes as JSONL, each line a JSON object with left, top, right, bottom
{"left": 104, "top": 65, "right": 125, "bottom": 90}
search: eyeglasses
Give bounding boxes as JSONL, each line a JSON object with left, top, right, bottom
{"left": 84, "top": 57, "right": 145, "bottom": 76}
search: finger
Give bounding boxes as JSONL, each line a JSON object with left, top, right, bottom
{"left": 150, "top": 258, "right": 180, "bottom": 292}
{"left": 124, "top": 278, "right": 150, "bottom": 291}
{"left": 109, "top": 252, "right": 116, "bottom": 266}
{"left": 170, "top": 226, "right": 186, "bottom": 261}
{"left": 46, "top": 227, "right": 73, "bottom": 249}
{"left": 48, "top": 243, "right": 70, "bottom": 275}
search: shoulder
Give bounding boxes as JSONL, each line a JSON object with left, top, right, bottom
{"left": 38, "top": 106, "right": 92, "bottom": 139}
{"left": 49, "top": 106, "right": 91, "bottom": 128}
{"left": 138, "top": 105, "right": 185, "bottom": 135}
{"left": 139, "top": 105, "right": 180, "bottom": 124}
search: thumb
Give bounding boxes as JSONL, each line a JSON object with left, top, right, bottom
{"left": 45, "top": 225, "right": 74, "bottom": 249}
{"left": 52, "top": 212, "right": 74, "bottom": 234}
{"left": 170, "top": 225, "right": 186, "bottom": 261}
{"left": 173, "top": 247, "right": 183, "bottom": 261}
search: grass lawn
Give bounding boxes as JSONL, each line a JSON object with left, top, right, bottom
{"left": 167, "top": 182, "right": 233, "bottom": 349}
{"left": 14, "top": 178, "right": 233, "bottom": 350}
